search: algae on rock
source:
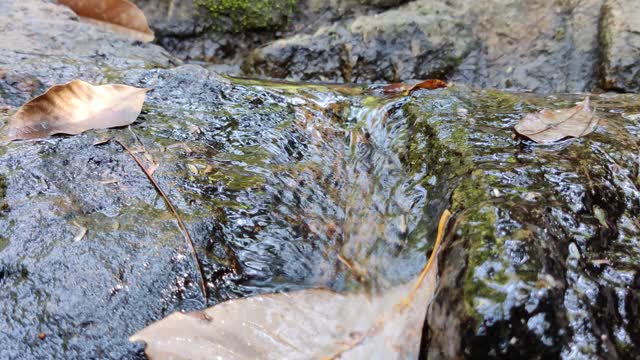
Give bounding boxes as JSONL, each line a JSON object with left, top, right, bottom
{"left": 195, "top": 0, "right": 297, "bottom": 31}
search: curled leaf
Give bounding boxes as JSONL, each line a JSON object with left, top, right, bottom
{"left": 8, "top": 80, "right": 148, "bottom": 140}
{"left": 58, "top": 0, "right": 154, "bottom": 42}
{"left": 130, "top": 210, "right": 452, "bottom": 360}
{"left": 407, "top": 79, "right": 448, "bottom": 94}
{"left": 381, "top": 83, "right": 410, "bottom": 95}
{"left": 514, "top": 97, "right": 599, "bottom": 144}
{"left": 379, "top": 79, "right": 448, "bottom": 96}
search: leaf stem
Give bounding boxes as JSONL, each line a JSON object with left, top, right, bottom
{"left": 114, "top": 139, "right": 209, "bottom": 303}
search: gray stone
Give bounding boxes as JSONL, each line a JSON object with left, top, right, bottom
{"left": 243, "top": 1, "right": 476, "bottom": 83}
{"left": 243, "top": 0, "right": 613, "bottom": 92}
{"left": 600, "top": 0, "right": 640, "bottom": 92}
{"left": 453, "top": 0, "right": 606, "bottom": 93}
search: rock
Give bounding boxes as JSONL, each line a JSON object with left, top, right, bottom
{"left": 135, "top": 0, "right": 296, "bottom": 34}
{"left": 403, "top": 89, "right": 640, "bottom": 358}
{"left": 131, "top": 0, "right": 640, "bottom": 93}
{"left": 0, "top": 0, "right": 178, "bottom": 108}
{"left": 243, "top": 0, "right": 612, "bottom": 92}
{"left": 133, "top": 0, "right": 210, "bottom": 37}
{"left": 131, "top": 0, "right": 407, "bottom": 66}
{"left": 243, "top": 1, "right": 476, "bottom": 83}
{"left": 600, "top": 0, "right": 640, "bottom": 92}
{"left": 453, "top": 0, "right": 606, "bottom": 93}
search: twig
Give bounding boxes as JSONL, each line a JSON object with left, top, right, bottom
{"left": 113, "top": 139, "right": 208, "bottom": 303}
{"left": 337, "top": 253, "right": 367, "bottom": 283}
{"left": 167, "top": 0, "right": 175, "bottom": 20}
{"left": 404, "top": 209, "right": 451, "bottom": 304}
{"left": 128, "top": 127, "right": 159, "bottom": 175}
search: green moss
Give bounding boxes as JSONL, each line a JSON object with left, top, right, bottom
{"left": 403, "top": 96, "right": 473, "bottom": 185}
{"left": 196, "top": 0, "right": 298, "bottom": 32}
{"left": 0, "top": 236, "right": 8, "bottom": 252}
{"left": 554, "top": 27, "right": 566, "bottom": 41}
{"left": 451, "top": 170, "right": 488, "bottom": 212}
{"left": 0, "top": 175, "right": 6, "bottom": 199}
{"left": 402, "top": 92, "right": 515, "bottom": 322}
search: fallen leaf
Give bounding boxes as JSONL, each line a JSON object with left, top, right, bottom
{"left": 380, "top": 79, "right": 447, "bottom": 96}
{"left": 130, "top": 210, "right": 452, "bottom": 360}
{"left": 381, "top": 83, "right": 410, "bottom": 95}
{"left": 8, "top": 80, "right": 148, "bottom": 140}
{"left": 58, "top": 0, "right": 154, "bottom": 42}
{"left": 514, "top": 97, "right": 599, "bottom": 144}
{"left": 407, "top": 79, "right": 448, "bottom": 94}
{"left": 72, "top": 221, "right": 88, "bottom": 242}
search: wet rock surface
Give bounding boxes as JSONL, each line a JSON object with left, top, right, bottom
{"left": 1, "top": 0, "right": 640, "bottom": 359}
{"left": 406, "top": 90, "right": 640, "bottom": 358}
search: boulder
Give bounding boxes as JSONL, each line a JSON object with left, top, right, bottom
{"left": 244, "top": 0, "right": 610, "bottom": 92}
{"left": 600, "top": 0, "right": 640, "bottom": 92}
{"left": 242, "top": 1, "right": 476, "bottom": 83}
{"left": 403, "top": 89, "right": 640, "bottom": 358}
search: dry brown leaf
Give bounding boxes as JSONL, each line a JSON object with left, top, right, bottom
{"left": 407, "top": 79, "right": 447, "bottom": 94}
{"left": 8, "top": 80, "right": 148, "bottom": 140}
{"left": 381, "top": 83, "right": 410, "bottom": 95}
{"left": 380, "top": 79, "right": 447, "bottom": 96}
{"left": 58, "top": 0, "right": 154, "bottom": 42}
{"left": 130, "top": 211, "right": 452, "bottom": 360}
{"left": 514, "top": 97, "right": 599, "bottom": 144}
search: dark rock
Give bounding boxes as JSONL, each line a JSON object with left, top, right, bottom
{"left": 134, "top": 0, "right": 211, "bottom": 37}
{"left": 404, "top": 89, "right": 640, "bottom": 358}
{"left": 243, "top": 0, "right": 612, "bottom": 92}
{"left": 243, "top": 1, "right": 476, "bottom": 83}
{"left": 600, "top": 0, "right": 640, "bottom": 92}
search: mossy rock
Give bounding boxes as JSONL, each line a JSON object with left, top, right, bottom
{"left": 195, "top": 0, "right": 298, "bottom": 31}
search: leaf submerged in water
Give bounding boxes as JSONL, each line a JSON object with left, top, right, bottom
{"left": 8, "top": 80, "right": 148, "bottom": 140}
{"left": 58, "top": 0, "right": 154, "bottom": 42}
{"left": 129, "top": 210, "right": 453, "bottom": 360}
{"left": 514, "top": 97, "right": 599, "bottom": 144}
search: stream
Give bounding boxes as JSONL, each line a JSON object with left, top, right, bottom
{"left": 1, "top": 70, "right": 639, "bottom": 358}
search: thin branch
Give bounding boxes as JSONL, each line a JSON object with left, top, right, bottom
{"left": 114, "top": 139, "right": 208, "bottom": 303}
{"left": 337, "top": 253, "right": 368, "bottom": 284}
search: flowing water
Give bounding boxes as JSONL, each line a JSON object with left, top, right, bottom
{"left": 1, "top": 69, "right": 639, "bottom": 358}
{"left": 192, "top": 81, "right": 435, "bottom": 296}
